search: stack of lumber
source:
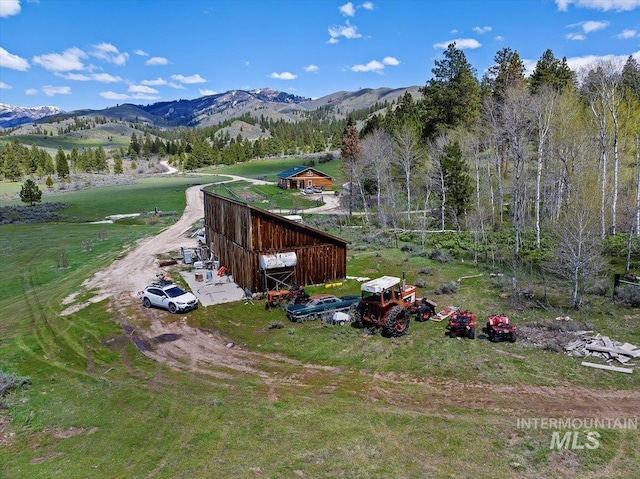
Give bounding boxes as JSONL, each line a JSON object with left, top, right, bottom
{"left": 431, "top": 306, "right": 459, "bottom": 322}
{"left": 565, "top": 334, "right": 640, "bottom": 373}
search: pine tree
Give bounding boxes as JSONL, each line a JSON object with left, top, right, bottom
{"left": 20, "top": 178, "right": 42, "bottom": 206}
{"left": 529, "top": 49, "right": 575, "bottom": 94}
{"left": 419, "top": 43, "right": 482, "bottom": 139}
{"left": 55, "top": 147, "right": 69, "bottom": 178}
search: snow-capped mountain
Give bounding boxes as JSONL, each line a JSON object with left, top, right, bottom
{"left": 0, "top": 104, "right": 66, "bottom": 129}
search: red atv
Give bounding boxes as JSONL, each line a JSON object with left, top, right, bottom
{"left": 446, "top": 310, "right": 476, "bottom": 339}
{"left": 483, "top": 314, "right": 517, "bottom": 342}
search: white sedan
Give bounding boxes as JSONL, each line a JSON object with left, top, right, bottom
{"left": 141, "top": 284, "right": 198, "bottom": 313}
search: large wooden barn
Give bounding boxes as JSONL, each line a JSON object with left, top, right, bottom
{"left": 202, "top": 191, "right": 347, "bottom": 293}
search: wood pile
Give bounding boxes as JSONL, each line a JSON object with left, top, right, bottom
{"left": 565, "top": 334, "right": 640, "bottom": 371}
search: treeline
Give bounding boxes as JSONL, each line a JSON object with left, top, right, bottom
{"left": 341, "top": 44, "right": 640, "bottom": 308}
{"left": 0, "top": 138, "right": 113, "bottom": 180}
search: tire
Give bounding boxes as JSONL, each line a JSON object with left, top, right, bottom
{"left": 168, "top": 303, "right": 178, "bottom": 314}
{"left": 353, "top": 308, "right": 365, "bottom": 328}
{"left": 449, "top": 330, "right": 456, "bottom": 338}
{"left": 142, "top": 297, "right": 151, "bottom": 308}
{"left": 416, "top": 305, "right": 431, "bottom": 322}
{"left": 469, "top": 327, "right": 475, "bottom": 339}
{"left": 384, "top": 305, "right": 410, "bottom": 337}
{"left": 265, "top": 302, "right": 272, "bottom": 311}
{"left": 510, "top": 332, "right": 517, "bottom": 343}
{"left": 339, "top": 320, "right": 346, "bottom": 326}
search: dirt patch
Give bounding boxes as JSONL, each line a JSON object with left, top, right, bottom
{"left": 518, "top": 323, "right": 589, "bottom": 350}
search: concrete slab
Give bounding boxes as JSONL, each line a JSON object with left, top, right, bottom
{"left": 180, "top": 270, "right": 246, "bottom": 306}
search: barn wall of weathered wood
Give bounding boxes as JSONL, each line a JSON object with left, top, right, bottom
{"left": 203, "top": 191, "right": 347, "bottom": 293}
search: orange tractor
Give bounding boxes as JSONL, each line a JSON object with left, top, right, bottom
{"left": 353, "top": 275, "right": 436, "bottom": 337}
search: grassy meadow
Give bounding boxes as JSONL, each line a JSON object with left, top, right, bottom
{"left": 1, "top": 163, "right": 639, "bottom": 479}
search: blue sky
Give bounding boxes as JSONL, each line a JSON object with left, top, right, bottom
{"left": 1, "top": 0, "right": 639, "bottom": 112}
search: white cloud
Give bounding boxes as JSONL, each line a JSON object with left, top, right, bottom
{"left": 100, "top": 91, "right": 129, "bottom": 100}
{"left": 361, "top": 2, "right": 374, "bottom": 10}
{"left": 351, "top": 56, "right": 400, "bottom": 73}
{"left": 90, "top": 43, "right": 129, "bottom": 65}
{"left": 128, "top": 84, "right": 158, "bottom": 94}
{"left": 33, "top": 47, "right": 87, "bottom": 72}
{"left": 141, "top": 77, "right": 167, "bottom": 86}
{"left": 134, "top": 49, "right": 149, "bottom": 56}
{"left": 351, "top": 60, "right": 384, "bottom": 73}
{"left": 42, "top": 85, "right": 71, "bottom": 97}
{"left": 571, "top": 20, "right": 609, "bottom": 33}
{"left": 566, "top": 32, "right": 587, "bottom": 40}
{"left": 328, "top": 38, "right": 339, "bottom": 44}
{"left": 473, "top": 26, "right": 492, "bottom": 34}
{"left": 132, "top": 93, "right": 160, "bottom": 101}
{"left": 0, "top": 47, "right": 30, "bottom": 71}
{"left": 339, "top": 2, "right": 355, "bottom": 16}
{"left": 556, "top": 0, "right": 640, "bottom": 11}
{"left": 170, "top": 73, "right": 207, "bottom": 84}
{"left": 0, "top": 81, "right": 11, "bottom": 89}
{"left": 146, "top": 56, "right": 169, "bottom": 66}
{"left": 0, "top": 0, "right": 21, "bottom": 17}
{"left": 57, "top": 72, "right": 122, "bottom": 82}
{"left": 167, "top": 82, "right": 186, "bottom": 89}
{"left": 522, "top": 59, "right": 538, "bottom": 76}
{"left": 566, "top": 50, "right": 640, "bottom": 72}
{"left": 269, "top": 71, "right": 297, "bottom": 80}
{"left": 58, "top": 72, "right": 91, "bottom": 81}
{"left": 91, "top": 73, "right": 122, "bottom": 83}
{"left": 433, "top": 38, "right": 482, "bottom": 49}
{"left": 328, "top": 21, "right": 362, "bottom": 43}
{"left": 304, "top": 64, "right": 319, "bottom": 72}
{"left": 616, "top": 29, "right": 638, "bottom": 39}
{"left": 199, "top": 89, "right": 217, "bottom": 96}
{"left": 25, "top": 88, "right": 38, "bottom": 96}
{"left": 494, "top": 35, "right": 504, "bottom": 42}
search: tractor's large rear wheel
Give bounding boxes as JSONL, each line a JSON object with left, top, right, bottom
{"left": 384, "top": 305, "right": 410, "bottom": 337}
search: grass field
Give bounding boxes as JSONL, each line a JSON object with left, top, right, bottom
{"left": 1, "top": 164, "right": 639, "bottom": 479}
{"left": 200, "top": 156, "right": 345, "bottom": 186}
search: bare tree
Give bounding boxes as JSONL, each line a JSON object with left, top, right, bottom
{"left": 531, "top": 86, "right": 557, "bottom": 248}
{"left": 545, "top": 206, "right": 604, "bottom": 309}
{"left": 361, "top": 129, "right": 393, "bottom": 227}
{"left": 502, "top": 85, "right": 533, "bottom": 255}
{"left": 580, "top": 60, "right": 623, "bottom": 237}
{"left": 393, "top": 127, "right": 425, "bottom": 222}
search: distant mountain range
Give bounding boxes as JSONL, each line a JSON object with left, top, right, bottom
{"left": 0, "top": 86, "right": 421, "bottom": 130}
{"left": 0, "top": 104, "right": 65, "bottom": 129}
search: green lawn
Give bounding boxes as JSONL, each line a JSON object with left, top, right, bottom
{"left": 200, "top": 156, "right": 345, "bottom": 186}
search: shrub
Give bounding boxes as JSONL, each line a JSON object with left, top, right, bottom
{"left": 415, "top": 278, "right": 428, "bottom": 288}
{"left": 434, "top": 281, "right": 459, "bottom": 294}
{"left": 429, "top": 249, "right": 451, "bottom": 263}
{"left": 615, "top": 284, "right": 640, "bottom": 307}
{"left": 0, "top": 370, "right": 30, "bottom": 406}
{"left": 268, "top": 320, "right": 284, "bottom": 330}
{"left": 418, "top": 266, "right": 433, "bottom": 275}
